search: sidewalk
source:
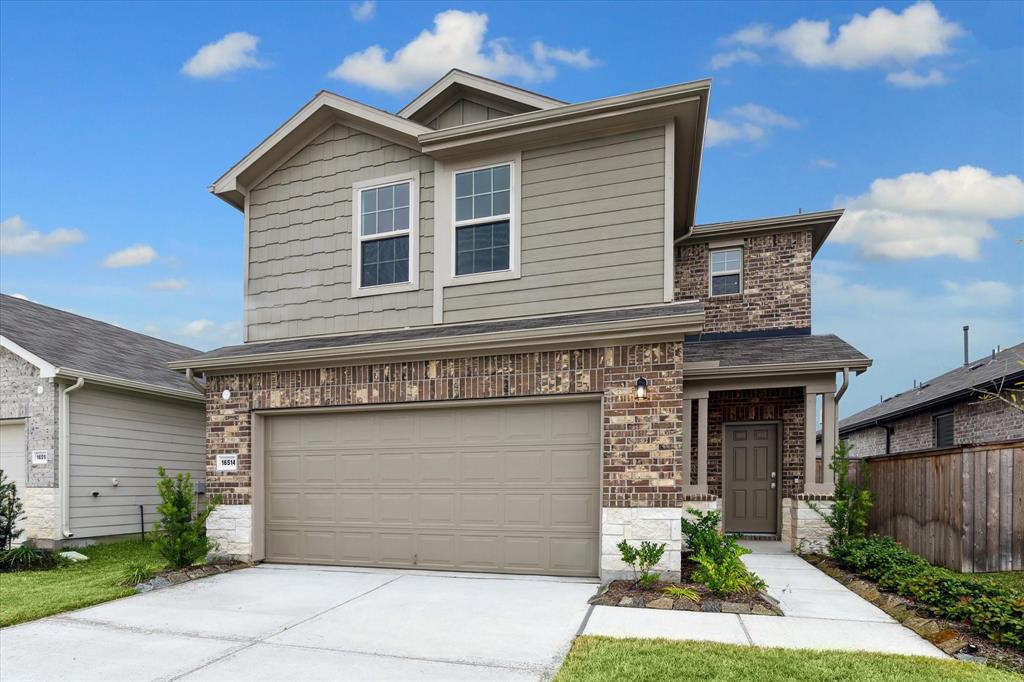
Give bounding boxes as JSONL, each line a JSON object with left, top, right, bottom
{"left": 582, "top": 541, "right": 946, "bottom": 658}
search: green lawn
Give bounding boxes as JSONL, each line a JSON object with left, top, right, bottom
{"left": 0, "top": 540, "right": 165, "bottom": 627}
{"left": 555, "top": 637, "right": 1015, "bottom": 682}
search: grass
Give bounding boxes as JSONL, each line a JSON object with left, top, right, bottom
{"left": 555, "top": 637, "right": 1016, "bottom": 682}
{"left": 972, "top": 571, "right": 1024, "bottom": 593}
{"left": 0, "top": 539, "right": 165, "bottom": 628}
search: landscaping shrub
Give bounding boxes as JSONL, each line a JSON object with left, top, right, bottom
{"left": 691, "top": 534, "right": 766, "bottom": 596}
{"left": 810, "top": 441, "right": 871, "bottom": 555}
{"left": 680, "top": 507, "right": 721, "bottom": 557}
{"left": 617, "top": 540, "right": 666, "bottom": 586}
{"left": 833, "top": 536, "right": 1024, "bottom": 648}
{"left": 0, "top": 543, "right": 63, "bottom": 571}
{"left": 0, "top": 469, "right": 25, "bottom": 550}
{"left": 153, "top": 467, "right": 221, "bottom": 569}
{"left": 117, "top": 560, "right": 157, "bottom": 586}
{"left": 663, "top": 584, "right": 701, "bottom": 602}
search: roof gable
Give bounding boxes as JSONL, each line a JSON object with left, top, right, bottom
{"left": 397, "top": 69, "right": 565, "bottom": 126}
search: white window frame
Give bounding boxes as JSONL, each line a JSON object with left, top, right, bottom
{"left": 351, "top": 171, "right": 420, "bottom": 297}
{"left": 448, "top": 155, "right": 521, "bottom": 286}
{"left": 709, "top": 246, "right": 743, "bottom": 297}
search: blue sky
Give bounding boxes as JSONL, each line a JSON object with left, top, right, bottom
{"left": 1, "top": 0, "right": 1021, "bottom": 416}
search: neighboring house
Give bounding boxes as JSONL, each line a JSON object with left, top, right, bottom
{"left": 0, "top": 294, "right": 206, "bottom": 547}
{"left": 840, "top": 342, "right": 1024, "bottom": 458}
{"left": 170, "top": 70, "right": 870, "bottom": 579}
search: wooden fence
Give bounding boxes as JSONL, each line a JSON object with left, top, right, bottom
{"left": 850, "top": 440, "right": 1023, "bottom": 573}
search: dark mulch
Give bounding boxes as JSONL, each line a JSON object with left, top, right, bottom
{"left": 808, "top": 554, "right": 1024, "bottom": 675}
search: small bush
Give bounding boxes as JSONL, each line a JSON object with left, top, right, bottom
{"left": 833, "top": 536, "right": 1024, "bottom": 648}
{"left": 153, "top": 467, "right": 221, "bottom": 569}
{"left": 117, "top": 560, "right": 157, "bottom": 586}
{"left": 691, "top": 534, "right": 766, "bottom": 596}
{"left": 0, "top": 543, "right": 63, "bottom": 571}
{"left": 663, "top": 584, "right": 700, "bottom": 602}
{"left": 680, "top": 507, "right": 721, "bottom": 557}
{"left": 617, "top": 540, "right": 666, "bottom": 586}
{"left": 810, "top": 441, "right": 871, "bottom": 555}
{"left": 0, "top": 469, "right": 25, "bottom": 550}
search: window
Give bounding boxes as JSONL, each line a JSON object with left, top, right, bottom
{"left": 710, "top": 248, "right": 742, "bottom": 296}
{"left": 934, "top": 412, "right": 954, "bottom": 448}
{"left": 353, "top": 173, "right": 418, "bottom": 295}
{"left": 454, "top": 163, "right": 511, "bottom": 276}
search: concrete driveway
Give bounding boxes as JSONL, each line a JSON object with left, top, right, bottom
{"left": 0, "top": 564, "right": 598, "bottom": 681}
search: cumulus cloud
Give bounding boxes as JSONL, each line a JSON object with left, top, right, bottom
{"left": 182, "top": 32, "right": 266, "bottom": 78}
{"left": 350, "top": 0, "right": 376, "bottom": 22}
{"left": 886, "top": 68, "right": 947, "bottom": 88}
{"left": 103, "top": 244, "right": 157, "bottom": 268}
{"left": 177, "top": 319, "right": 241, "bottom": 345}
{"left": 713, "top": 2, "right": 961, "bottom": 83}
{"left": 148, "top": 278, "right": 188, "bottom": 291}
{"left": 180, "top": 319, "right": 215, "bottom": 336}
{"left": 705, "top": 104, "right": 798, "bottom": 148}
{"left": 832, "top": 166, "right": 1024, "bottom": 260}
{"left": 813, "top": 158, "right": 839, "bottom": 169}
{"left": 329, "top": 10, "right": 595, "bottom": 92}
{"left": 1, "top": 216, "right": 85, "bottom": 256}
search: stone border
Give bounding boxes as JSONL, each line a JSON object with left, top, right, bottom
{"left": 588, "top": 582, "right": 783, "bottom": 616}
{"left": 135, "top": 562, "right": 251, "bottom": 593}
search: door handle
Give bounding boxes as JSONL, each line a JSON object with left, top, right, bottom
{"left": 770, "top": 482, "right": 777, "bottom": 489}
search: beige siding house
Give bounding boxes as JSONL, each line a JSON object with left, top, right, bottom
{"left": 174, "top": 70, "right": 870, "bottom": 580}
{"left": 0, "top": 294, "right": 206, "bottom": 546}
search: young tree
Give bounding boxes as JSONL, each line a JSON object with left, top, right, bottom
{"left": 810, "top": 441, "right": 872, "bottom": 555}
{"left": 153, "top": 467, "right": 221, "bottom": 568}
{"left": 0, "top": 469, "right": 25, "bottom": 550}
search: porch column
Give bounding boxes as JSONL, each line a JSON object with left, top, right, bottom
{"left": 681, "top": 395, "right": 708, "bottom": 497}
{"left": 804, "top": 389, "right": 836, "bottom": 496}
{"left": 696, "top": 397, "right": 708, "bottom": 491}
{"left": 681, "top": 398, "right": 692, "bottom": 488}
{"left": 821, "top": 391, "right": 837, "bottom": 489}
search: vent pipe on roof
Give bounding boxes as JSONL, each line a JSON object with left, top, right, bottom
{"left": 963, "top": 325, "right": 970, "bottom": 366}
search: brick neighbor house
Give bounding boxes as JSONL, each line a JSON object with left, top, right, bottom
{"left": 170, "top": 70, "right": 871, "bottom": 580}
{"left": 840, "top": 341, "right": 1024, "bottom": 458}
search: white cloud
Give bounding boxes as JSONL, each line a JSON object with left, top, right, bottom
{"left": 1, "top": 216, "right": 85, "bottom": 256}
{"left": 705, "top": 104, "right": 798, "bottom": 148}
{"left": 180, "top": 319, "right": 214, "bottom": 337}
{"left": 715, "top": 2, "right": 961, "bottom": 81}
{"left": 103, "top": 244, "right": 157, "bottom": 268}
{"left": 350, "top": 0, "right": 376, "bottom": 22}
{"left": 886, "top": 68, "right": 947, "bottom": 88}
{"left": 329, "top": 10, "right": 595, "bottom": 93}
{"left": 177, "top": 319, "right": 241, "bottom": 346}
{"left": 832, "top": 166, "right": 1024, "bottom": 260}
{"left": 813, "top": 158, "right": 838, "bottom": 169}
{"left": 710, "top": 49, "right": 761, "bottom": 70}
{"left": 148, "top": 278, "right": 188, "bottom": 291}
{"left": 182, "top": 32, "right": 266, "bottom": 78}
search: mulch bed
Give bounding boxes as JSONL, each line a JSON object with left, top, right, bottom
{"left": 805, "top": 554, "right": 1024, "bottom": 674}
{"left": 590, "top": 562, "right": 781, "bottom": 615}
{"left": 135, "top": 560, "right": 251, "bottom": 593}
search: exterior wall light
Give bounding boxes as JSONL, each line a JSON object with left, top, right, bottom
{"left": 635, "top": 376, "right": 648, "bottom": 399}
{"left": 222, "top": 389, "right": 232, "bottom": 401}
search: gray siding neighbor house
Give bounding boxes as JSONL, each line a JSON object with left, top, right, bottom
{"left": 840, "top": 341, "right": 1024, "bottom": 457}
{"left": 0, "top": 294, "right": 206, "bottom": 546}
{"left": 171, "top": 69, "right": 871, "bottom": 579}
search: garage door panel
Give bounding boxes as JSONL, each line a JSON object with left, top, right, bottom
{"left": 265, "top": 401, "right": 600, "bottom": 576}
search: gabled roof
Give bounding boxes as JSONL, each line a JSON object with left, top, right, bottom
{"left": 397, "top": 69, "right": 566, "bottom": 124}
{"left": 839, "top": 341, "right": 1024, "bottom": 434}
{"left": 682, "top": 209, "right": 844, "bottom": 256}
{"left": 0, "top": 294, "right": 203, "bottom": 401}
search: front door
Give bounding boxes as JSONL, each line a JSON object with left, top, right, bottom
{"left": 723, "top": 424, "right": 778, "bottom": 534}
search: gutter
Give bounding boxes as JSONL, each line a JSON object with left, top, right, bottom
{"left": 59, "top": 377, "right": 85, "bottom": 538}
{"left": 53, "top": 368, "right": 203, "bottom": 404}
{"left": 185, "top": 367, "right": 206, "bottom": 394}
{"left": 684, "top": 359, "right": 871, "bottom": 381}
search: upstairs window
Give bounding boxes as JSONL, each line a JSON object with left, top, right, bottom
{"left": 934, "top": 412, "right": 954, "bottom": 448}
{"left": 710, "top": 247, "right": 742, "bottom": 296}
{"left": 454, "top": 163, "right": 511, "bottom": 276}
{"left": 353, "top": 173, "right": 418, "bottom": 294}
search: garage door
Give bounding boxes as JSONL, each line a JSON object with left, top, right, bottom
{"left": 0, "top": 422, "right": 27, "bottom": 494}
{"left": 264, "top": 400, "right": 601, "bottom": 576}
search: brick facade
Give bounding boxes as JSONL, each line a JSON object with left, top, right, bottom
{"left": 696, "top": 388, "right": 806, "bottom": 497}
{"left": 204, "top": 343, "right": 687, "bottom": 509}
{"left": 674, "top": 231, "right": 812, "bottom": 334}
{"left": 0, "top": 348, "right": 58, "bottom": 488}
{"left": 843, "top": 393, "right": 1024, "bottom": 458}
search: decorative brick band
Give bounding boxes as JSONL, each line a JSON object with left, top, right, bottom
{"left": 204, "top": 343, "right": 687, "bottom": 509}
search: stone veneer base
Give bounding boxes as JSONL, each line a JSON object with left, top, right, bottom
{"left": 206, "top": 504, "right": 253, "bottom": 561}
{"left": 782, "top": 497, "right": 833, "bottom": 553}
{"left": 23, "top": 487, "right": 60, "bottom": 546}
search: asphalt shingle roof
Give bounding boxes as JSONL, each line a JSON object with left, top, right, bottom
{"left": 685, "top": 333, "right": 869, "bottom": 368}
{"left": 839, "top": 341, "right": 1024, "bottom": 433}
{"left": 0, "top": 294, "right": 201, "bottom": 395}
{"left": 174, "top": 301, "right": 704, "bottom": 364}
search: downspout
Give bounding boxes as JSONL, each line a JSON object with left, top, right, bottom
{"left": 874, "top": 419, "right": 894, "bottom": 455}
{"left": 185, "top": 368, "right": 205, "bottom": 394}
{"left": 60, "top": 377, "right": 85, "bottom": 538}
{"left": 833, "top": 367, "right": 850, "bottom": 447}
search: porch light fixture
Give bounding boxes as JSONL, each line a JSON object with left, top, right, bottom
{"left": 635, "top": 376, "right": 648, "bottom": 400}
{"left": 221, "top": 389, "right": 232, "bottom": 401}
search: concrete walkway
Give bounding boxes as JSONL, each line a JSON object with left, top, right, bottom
{"left": 0, "top": 564, "right": 596, "bottom": 681}
{"left": 583, "top": 541, "right": 946, "bottom": 658}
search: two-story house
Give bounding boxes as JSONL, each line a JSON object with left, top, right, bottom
{"left": 171, "top": 70, "right": 871, "bottom": 580}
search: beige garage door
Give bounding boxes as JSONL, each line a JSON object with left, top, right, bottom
{"left": 264, "top": 400, "right": 601, "bottom": 576}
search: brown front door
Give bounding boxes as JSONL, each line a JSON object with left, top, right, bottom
{"left": 724, "top": 424, "right": 778, "bottom": 534}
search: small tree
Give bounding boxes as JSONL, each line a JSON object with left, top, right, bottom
{"left": 617, "top": 539, "right": 666, "bottom": 586}
{"left": 0, "top": 469, "right": 25, "bottom": 550}
{"left": 810, "top": 441, "right": 872, "bottom": 555}
{"left": 153, "top": 467, "right": 221, "bottom": 568}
